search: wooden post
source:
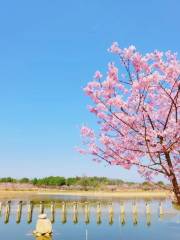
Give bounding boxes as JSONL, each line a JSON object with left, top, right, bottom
{"left": 109, "top": 202, "right": 114, "bottom": 215}
{"left": 73, "top": 202, "right": 78, "bottom": 214}
{"left": 120, "top": 202, "right": 125, "bottom": 215}
{"left": 39, "top": 201, "right": 44, "bottom": 214}
{"left": 27, "top": 201, "right": 33, "bottom": 224}
{"left": 62, "top": 201, "right": 66, "bottom": 213}
{"left": 132, "top": 201, "right": 137, "bottom": 215}
{"left": 146, "top": 202, "right": 150, "bottom": 215}
{"left": 109, "top": 203, "right": 114, "bottom": 225}
{"left": 120, "top": 202, "right": 125, "bottom": 225}
{"left": 159, "top": 201, "right": 163, "bottom": 217}
{"left": 84, "top": 202, "right": 90, "bottom": 224}
{"left": 96, "top": 202, "right": 101, "bottom": 224}
{"left": 132, "top": 202, "right": 138, "bottom": 225}
{"left": 4, "top": 201, "right": 11, "bottom": 224}
{"left": 73, "top": 212, "right": 78, "bottom": 224}
{"left": 50, "top": 201, "right": 55, "bottom": 223}
{"left": 73, "top": 202, "right": 78, "bottom": 224}
{"left": 146, "top": 213, "right": 151, "bottom": 226}
{"left": 97, "top": 202, "right": 101, "bottom": 214}
{"left": 146, "top": 202, "right": 151, "bottom": 226}
{"left": 16, "top": 201, "right": 23, "bottom": 224}
{"left": 132, "top": 201, "right": 137, "bottom": 216}
{"left": 61, "top": 202, "right": 67, "bottom": 224}
{"left": 96, "top": 212, "right": 101, "bottom": 225}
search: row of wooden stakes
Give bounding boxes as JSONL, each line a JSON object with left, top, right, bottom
{"left": 0, "top": 201, "right": 164, "bottom": 225}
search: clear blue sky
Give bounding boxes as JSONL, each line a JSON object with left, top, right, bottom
{"left": 0, "top": 0, "right": 179, "bottom": 181}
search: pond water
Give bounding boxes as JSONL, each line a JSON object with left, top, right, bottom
{"left": 0, "top": 194, "right": 179, "bottom": 240}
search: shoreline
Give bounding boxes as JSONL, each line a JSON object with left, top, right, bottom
{"left": 38, "top": 190, "right": 170, "bottom": 198}
{"left": 0, "top": 189, "right": 170, "bottom": 199}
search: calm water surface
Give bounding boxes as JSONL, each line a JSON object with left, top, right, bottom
{"left": 0, "top": 194, "right": 179, "bottom": 240}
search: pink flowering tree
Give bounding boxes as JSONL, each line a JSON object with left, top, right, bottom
{"left": 80, "top": 43, "right": 180, "bottom": 204}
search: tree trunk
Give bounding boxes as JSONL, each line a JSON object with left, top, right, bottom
{"left": 165, "top": 152, "right": 180, "bottom": 205}
{"left": 171, "top": 173, "right": 180, "bottom": 205}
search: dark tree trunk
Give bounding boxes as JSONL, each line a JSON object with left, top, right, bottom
{"left": 171, "top": 173, "right": 180, "bottom": 205}
{"left": 165, "top": 152, "right": 180, "bottom": 205}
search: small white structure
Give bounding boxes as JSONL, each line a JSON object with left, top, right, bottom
{"left": 33, "top": 214, "right": 52, "bottom": 237}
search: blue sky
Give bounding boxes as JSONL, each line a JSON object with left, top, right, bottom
{"left": 0, "top": 0, "right": 179, "bottom": 181}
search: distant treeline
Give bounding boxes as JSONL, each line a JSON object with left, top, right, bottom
{"left": 0, "top": 176, "right": 165, "bottom": 188}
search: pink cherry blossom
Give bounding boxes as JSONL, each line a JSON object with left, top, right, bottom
{"left": 81, "top": 125, "right": 95, "bottom": 138}
{"left": 123, "top": 45, "right": 136, "bottom": 59}
{"left": 79, "top": 43, "right": 180, "bottom": 204}
{"left": 94, "top": 70, "right": 103, "bottom": 79}
{"left": 108, "top": 42, "right": 121, "bottom": 54}
{"left": 76, "top": 147, "right": 87, "bottom": 155}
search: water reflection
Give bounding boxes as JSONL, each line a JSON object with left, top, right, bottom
{"left": 146, "top": 213, "right": 151, "bottom": 226}
{"left": 61, "top": 212, "right": 67, "bottom": 224}
{"left": 0, "top": 202, "right": 2, "bottom": 216}
{"left": 85, "top": 212, "right": 90, "bottom": 224}
{"left": 0, "top": 199, "right": 179, "bottom": 226}
{"left": 120, "top": 212, "right": 125, "bottom": 225}
{"left": 34, "top": 236, "right": 52, "bottom": 240}
{"left": 0, "top": 197, "right": 179, "bottom": 240}
{"left": 96, "top": 212, "right": 101, "bottom": 225}
{"left": 109, "top": 213, "right": 114, "bottom": 225}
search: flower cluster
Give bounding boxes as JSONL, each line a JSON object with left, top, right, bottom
{"left": 80, "top": 42, "right": 180, "bottom": 190}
